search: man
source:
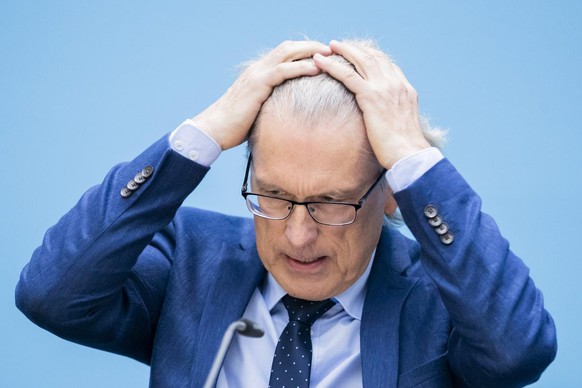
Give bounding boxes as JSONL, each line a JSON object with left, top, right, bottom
{"left": 16, "top": 40, "right": 556, "bottom": 387}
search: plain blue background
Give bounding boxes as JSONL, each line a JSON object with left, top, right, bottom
{"left": 1, "top": 1, "right": 580, "bottom": 386}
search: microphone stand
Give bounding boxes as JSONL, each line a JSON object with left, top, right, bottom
{"left": 203, "top": 318, "right": 264, "bottom": 388}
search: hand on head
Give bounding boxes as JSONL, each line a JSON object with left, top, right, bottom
{"left": 192, "top": 39, "right": 435, "bottom": 170}
{"left": 192, "top": 41, "right": 332, "bottom": 151}
{"left": 313, "top": 40, "right": 431, "bottom": 169}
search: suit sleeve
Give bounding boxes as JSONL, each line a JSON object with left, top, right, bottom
{"left": 15, "top": 134, "right": 209, "bottom": 364}
{"left": 394, "top": 158, "right": 557, "bottom": 387}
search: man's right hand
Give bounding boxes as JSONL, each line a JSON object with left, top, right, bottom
{"left": 192, "top": 41, "right": 332, "bottom": 151}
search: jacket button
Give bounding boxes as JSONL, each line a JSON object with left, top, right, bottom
{"left": 424, "top": 205, "right": 438, "bottom": 218}
{"left": 134, "top": 172, "right": 146, "bottom": 184}
{"left": 120, "top": 187, "right": 133, "bottom": 198}
{"left": 127, "top": 179, "right": 140, "bottom": 191}
{"left": 428, "top": 214, "right": 443, "bottom": 227}
{"left": 141, "top": 166, "right": 154, "bottom": 178}
{"left": 435, "top": 222, "right": 449, "bottom": 235}
{"left": 440, "top": 232, "right": 454, "bottom": 245}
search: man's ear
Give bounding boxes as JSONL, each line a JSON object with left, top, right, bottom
{"left": 384, "top": 193, "right": 398, "bottom": 216}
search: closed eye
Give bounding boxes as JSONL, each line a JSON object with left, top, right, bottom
{"left": 311, "top": 193, "right": 355, "bottom": 203}
{"left": 308, "top": 189, "right": 359, "bottom": 203}
{"left": 264, "top": 189, "right": 285, "bottom": 197}
{"left": 251, "top": 177, "right": 288, "bottom": 198}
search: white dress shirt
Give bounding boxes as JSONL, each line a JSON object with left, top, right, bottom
{"left": 217, "top": 254, "right": 374, "bottom": 387}
{"left": 168, "top": 119, "right": 444, "bottom": 386}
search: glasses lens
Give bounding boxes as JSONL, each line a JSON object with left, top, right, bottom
{"left": 308, "top": 203, "right": 356, "bottom": 225}
{"left": 244, "top": 194, "right": 358, "bottom": 225}
{"left": 245, "top": 194, "right": 292, "bottom": 219}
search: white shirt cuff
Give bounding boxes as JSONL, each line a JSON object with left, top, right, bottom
{"left": 168, "top": 119, "right": 222, "bottom": 167}
{"left": 385, "top": 147, "right": 444, "bottom": 193}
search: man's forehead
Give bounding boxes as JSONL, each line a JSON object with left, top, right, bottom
{"left": 254, "top": 114, "right": 370, "bottom": 155}
{"left": 250, "top": 147, "right": 381, "bottom": 198}
{"left": 250, "top": 108, "right": 380, "bottom": 176}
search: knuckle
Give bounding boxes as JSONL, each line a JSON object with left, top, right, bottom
{"left": 362, "top": 50, "right": 384, "bottom": 65}
{"left": 271, "top": 64, "right": 285, "bottom": 78}
{"left": 404, "top": 85, "right": 418, "bottom": 99}
{"left": 266, "top": 64, "right": 290, "bottom": 84}
{"left": 362, "top": 52, "right": 376, "bottom": 65}
{"left": 344, "top": 68, "right": 357, "bottom": 79}
{"left": 410, "top": 89, "right": 418, "bottom": 100}
{"left": 238, "top": 69, "right": 259, "bottom": 85}
{"left": 278, "top": 40, "right": 294, "bottom": 51}
{"left": 369, "top": 86, "right": 387, "bottom": 101}
{"left": 392, "top": 63, "right": 403, "bottom": 72}
{"left": 242, "top": 60, "right": 264, "bottom": 76}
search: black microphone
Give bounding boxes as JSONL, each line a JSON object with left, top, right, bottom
{"left": 203, "top": 318, "right": 265, "bottom": 388}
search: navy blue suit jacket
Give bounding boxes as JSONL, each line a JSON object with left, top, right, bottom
{"left": 16, "top": 135, "right": 556, "bottom": 387}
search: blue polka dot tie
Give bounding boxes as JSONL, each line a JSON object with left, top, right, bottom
{"left": 268, "top": 295, "right": 335, "bottom": 388}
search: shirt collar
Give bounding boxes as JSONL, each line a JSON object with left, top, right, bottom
{"left": 262, "top": 250, "right": 376, "bottom": 321}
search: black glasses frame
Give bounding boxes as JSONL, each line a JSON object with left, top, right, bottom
{"left": 241, "top": 153, "right": 387, "bottom": 226}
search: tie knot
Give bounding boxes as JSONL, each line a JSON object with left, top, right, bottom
{"left": 281, "top": 295, "right": 335, "bottom": 326}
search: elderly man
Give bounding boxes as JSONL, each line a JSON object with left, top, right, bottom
{"left": 16, "top": 40, "right": 556, "bottom": 387}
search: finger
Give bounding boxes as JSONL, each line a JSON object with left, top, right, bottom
{"left": 329, "top": 40, "right": 391, "bottom": 80}
{"left": 328, "top": 40, "right": 370, "bottom": 78}
{"left": 330, "top": 41, "right": 402, "bottom": 80}
{"left": 265, "top": 60, "right": 322, "bottom": 87}
{"left": 264, "top": 40, "right": 332, "bottom": 65}
{"left": 313, "top": 53, "right": 364, "bottom": 94}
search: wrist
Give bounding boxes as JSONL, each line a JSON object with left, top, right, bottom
{"left": 191, "top": 114, "right": 225, "bottom": 150}
{"left": 385, "top": 147, "right": 444, "bottom": 192}
{"left": 377, "top": 141, "right": 432, "bottom": 170}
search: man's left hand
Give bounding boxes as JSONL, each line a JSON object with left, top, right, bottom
{"left": 313, "top": 40, "right": 431, "bottom": 169}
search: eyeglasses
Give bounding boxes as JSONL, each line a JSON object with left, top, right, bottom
{"left": 241, "top": 154, "right": 387, "bottom": 226}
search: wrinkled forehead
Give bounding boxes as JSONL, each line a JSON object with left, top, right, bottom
{"left": 249, "top": 110, "right": 381, "bottom": 186}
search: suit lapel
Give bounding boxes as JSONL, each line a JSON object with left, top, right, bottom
{"left": 192, "top": 241, "right": 266, "bottom": 387}
{"left": 361, "top": 227, "right": 419, "bottom": 388}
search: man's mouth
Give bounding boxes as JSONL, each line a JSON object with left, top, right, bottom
{"left": 284, "top": 255, "right": 327, "bottom": 272}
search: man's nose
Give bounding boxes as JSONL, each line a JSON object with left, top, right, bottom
{"left": 284, "top": 205, "right": 319, "bottom": 248}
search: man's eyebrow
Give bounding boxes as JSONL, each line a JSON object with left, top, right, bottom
{"left": 252, "top": 176, "right": 289, "bottom": 194}
{"left": 304, "top": 188, "right": 359, "bottom": 201}
{"left": 253, "top": 176, "right": 360, "bottom": 201}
